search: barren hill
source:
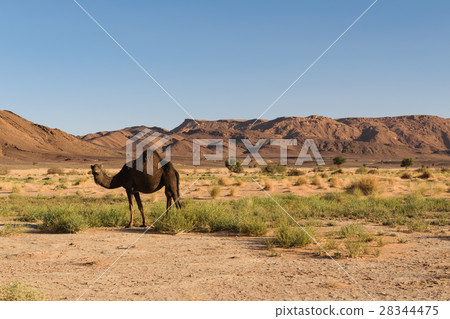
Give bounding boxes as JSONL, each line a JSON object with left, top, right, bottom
{"left": 0, "top": 110, "right": 121, "bottom": 163}
{"left": 82, "top": 115, "right": 450, "bottom": 162}
{"left": 1, "top": 110, "right": 449, "bottom": 164}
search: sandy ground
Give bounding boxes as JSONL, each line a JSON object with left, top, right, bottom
{"left": 1, "top": 167, "right": 449, "bottom": 200}
{"left": 0, "top": 226, "right": 448, "bottom": 301}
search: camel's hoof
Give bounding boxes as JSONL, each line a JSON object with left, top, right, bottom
{"left": 140, "top": 224, "right": 146, "bottom": 228}
{"left": 125, "top": 225, "right": 133, "bottom": 229}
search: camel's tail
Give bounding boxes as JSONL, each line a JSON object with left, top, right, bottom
{"left": 175, "top": 169, "right": 181, "bottom": 208}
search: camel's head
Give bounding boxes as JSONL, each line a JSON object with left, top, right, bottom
{"left": 90, "top": 164, "right": 103, "bottom": 177}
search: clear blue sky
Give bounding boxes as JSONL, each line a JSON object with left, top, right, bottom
{"left": 0, "top": 0, "right": 449, "bottom": 135}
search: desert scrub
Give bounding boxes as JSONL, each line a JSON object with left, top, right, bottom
{"left": 347, "top": 176, "right": 379, "bottom": 195}
{"left": 217, "top": 176, "right": 229, "bottom": 186}
{"left": 338, "top": 224, "right": 374, "bottom": 242}
{"left": 263, "top": 179, "right": 273, "bottom": 191}
{"left": 329, "top": 176, "right": 341, "bottom": 188}
{"left": 287, "top": 168, "right": 305, "bottom": 176}
{"left": 0, "top": 167, "right": 10, "bottom": 175}
{"left": 209, "top": 185, "right": 221, "bottom": 199}
{"left": 40, "top": 207, "right": 88, "bottom": 233}
{"left": 261, "top": 164, "right": 286, "bottom": 175}
{"left": 406, "top": 220, "right": 431, "bottom": 233}
{"left": 11, "top": 185, "right": 22, "bottom": 194}
{"left": 0, "top": 281, "right": 45, "bottom": 301}
{"left": 229, "top": 187, "right": 236, "bottom": 197}
{"left": 418, "top": 169, "right": 433, "bottom": 179}
{"left": 293, "top": 176, "right": 308, "bottom": 186}
{"left": 47, "top": 167, "right": 65, "bottom": 175}
{"left": 275, "top": 225, "right": 315, "bottom": 248}
{"left": 355, "top": 166, "right": 368, "bottom": 174}
{"left": 311, "top": 175, "right": 324, "bottom": 188}
{"left": 0, "top": 223, "right": 24, "bottom": 236}
{"left": 237, "top": 215, "right": 267, "bottom": 236}
{"left": 401, "top": 171, "right": 412, "bottom": 179}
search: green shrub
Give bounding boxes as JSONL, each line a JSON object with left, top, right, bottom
{"left": 275, "top": 225, "right": 315, "bottom": 248}
{"left": 40, "top": 208, "right": 88, "bottom": 233}
{"left": 0, "top": 223, "right": 24, "bottom": 236}
{"left": 153, "top": 210, "right": 196, "bottom": 234}
{"left": 406, "top": 220, "right": 431, "bottom": 233}
{"left": 237, "top": 216, "right": 267, "bottom": 236}
{"left": 401, "top": 158, "right": 414, "bottom": 168}
{"left": 345, "top": 240, "right": 363, "bottom": 258}
{"left": 261, "top": 164, "right": 286, "bottom": 175}
{"left": 225, "top": 160, "right": 244, "bottom": 173}
{"left": 0, "top": 281, "right": 45, "bottom": 301}
{"left": 333, "top": 156, "right": 346, "bottom": 167}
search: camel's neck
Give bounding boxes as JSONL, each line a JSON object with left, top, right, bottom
{"left": 94, "top": 169, "right": 122, "bottom": 189}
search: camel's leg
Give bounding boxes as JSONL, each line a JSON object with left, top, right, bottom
{"left": 134, "top": 192, "right": 146, "bottom": 227}
{"left": 165, "top": 189, "right": 173, "bottom": 210}
{"left": 126, "top": 190, "right": 134, "bottom": 228}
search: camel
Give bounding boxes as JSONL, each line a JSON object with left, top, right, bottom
{"left": 91, "top": 151, "right": 181, "bottom": 228}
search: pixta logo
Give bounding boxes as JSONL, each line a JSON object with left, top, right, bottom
{"left": 126, "top": 129, "right": 172, "bottom": 175}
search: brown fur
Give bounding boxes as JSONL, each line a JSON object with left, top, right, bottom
{"left": 91, "top": 151, "right": 181, "bottom": 228}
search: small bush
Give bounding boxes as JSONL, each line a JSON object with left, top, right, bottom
{"left": 287, "top": 168, "right": 305, "bottom": 176}
{"left": 154, "top": 210, "right": 196, "bottom": 234}
{"left": 0, "top": 167, "right": 10, "bottom": 175}
{"left": 225, "top": 159, "right": 244, "bottom": 173}
{"left": 345, "top": 240, "right": 363, "bottom": 258}
{"left": 418, "top": 169, "right": 433, "bottom": 179}
{"left": 347, "top": 176, "right": 379, "bottom": 195}
{"left": 47, "top": 167, "right": 65, "bottom": 175}
{"left": 407, "top": 220, "right": 431, "bottom": 233}
{"left": 40, "top": 209, "right": 88, "bottom": 233}
{"left": 311, "top": 175, "right": 324, "bottom": 188}
{"left": 238, "top": 217, "right": 267, "bottom": 236}
{"left": 332, "top": 168, "right": 344, "bottom": 175}
{"left": 294, "top": 176, "right": 308, "bottom": 186}
{"left": 217, "top": 176, "right": 229, "bottom": 186}
{"left": 0, "top": 223, "right": 24, "bottom": 236}
{"left": 209, "top": 186, "right": 221, "bottom": 199}
{"left": 329, "top": 176, "right": 341, "bottom": 188}
{"left": 401, "top": 158, "right": 413, "bottom": 168}
{"left": 261, "top": 164, "right": 286, "bottom": 175}
{"left": 0, "top": 281, "right": 45, "bottom": 301}
{"left": 275, "top": 225, "right": 315, "bottom": 248}
{"left": 333, "top": 156, "right": 346, "bottom": 167}
{"left": 355, "top": 166, "right": 368, "bottom": 174}
{"left": 368, "top": 169, "right": 379, "bottom": 175}
{"left": 236, "top": 179, "right": 244, "bottom": 187}
{"left": 263, "top": 179, "right": 273, "bottom": 191}
{"left": 401, "top": 171, "right": 412, "bottom": 179}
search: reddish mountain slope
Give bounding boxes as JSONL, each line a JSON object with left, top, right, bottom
{"left": 0, "top": 110, "right": 121, "bottom": 162}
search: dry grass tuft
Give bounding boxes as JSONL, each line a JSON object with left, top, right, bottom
{"left": 47, "top": 167, "right": 65, "bottom": 175}
{"left": 348, "top": 176, "right": 379, "bottom": 195}
{"left": 229, "top": 187, "right": 236, "bottom": 197}
{"left": 263, "top": 179, "right": 273, "bottom": 191}
{"left": 217, "top": 176, "right": 229, "bottom": 186}
{"left": 209, "top": 185, "right": 221, "bottom": 199}
{"left": 329, "top": 176, "right": 341, "bottom": 188}
{"left": 311, "top": 175, "right": 324, "bottom": 188}
{"left": 293, "top": 176, "right": 308, "bottom": 186}
{"left": 418, "top": 169, "right": 433, "bottom": 179}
